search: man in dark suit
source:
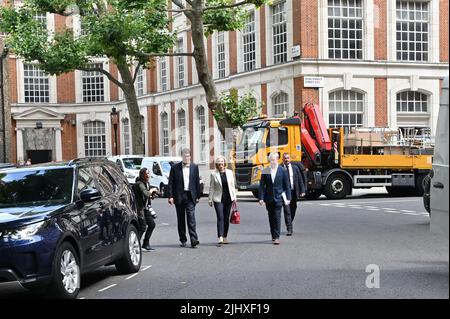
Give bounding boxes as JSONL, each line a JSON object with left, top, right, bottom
{"left": 258, "top": 152, "right": 291, "bottom": 245}
{"left": 281, "top": 153, "right": 307, "bottom": 236}
{"left": 168, "top": 148, "right": 201, "bottom": 248}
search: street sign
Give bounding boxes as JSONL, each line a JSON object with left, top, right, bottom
{"left": 304, "top": 76, "right": 324, "bottom": 88}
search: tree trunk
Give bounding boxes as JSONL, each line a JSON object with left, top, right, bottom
{"left": 187, "top": 0, "right": 233, "bottom": 137}
{"left": 116, "top": 63, "right": 144, "bottom": 155}
{"left": 0, "top": 43, "right": 11, "bottom": 163}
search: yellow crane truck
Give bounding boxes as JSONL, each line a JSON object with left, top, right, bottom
{"left": 233, "top": 103, "right": 433, "bottom": 200}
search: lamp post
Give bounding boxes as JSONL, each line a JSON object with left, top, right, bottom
{"left": 110, "top": 107, "right": 119, "bottom": 155}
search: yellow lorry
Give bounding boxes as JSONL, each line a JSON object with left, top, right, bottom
{"left": 233, "top": 103, "right": 433, "bottom": 200}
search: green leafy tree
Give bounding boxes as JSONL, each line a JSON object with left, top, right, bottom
{"left": 0, "top": 0, "right": 176, "bottom": 155}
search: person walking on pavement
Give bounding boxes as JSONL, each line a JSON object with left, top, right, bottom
{"left": 259, "top": 152, "right": 291, "bottom": 245}
{"left": 281, "top": 153, "right": 306, "bottom": 236}
{"left": 208, "top": 156, "right": 237, "bottom": 245}
{"left": 168, "top": 148, "right": 201, "bottom": 248}
{"left": 134, "top": 167, "right": 158, "bottom": 251}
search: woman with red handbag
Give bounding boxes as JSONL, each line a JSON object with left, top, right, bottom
{"left": 208, "top": 156, "right": 237, "bottom": 245}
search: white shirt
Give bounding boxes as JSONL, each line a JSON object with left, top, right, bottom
{"left": 270, "top": 165, "right": 278, "bottom": 183}
{"left": 287, "top": 164, "right": 294, "bottom": 189}
{"left": 182, "top": 164, "right": 190, "bottom": 191}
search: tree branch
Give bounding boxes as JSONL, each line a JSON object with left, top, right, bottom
{"left": 132, "top": 62, "right": 142, "bottom": 84}
{"left": 78, "top": 66, "right": 123, "bottom": 88}
{"left": 171, "top": 0, "right": 185, "bottom": 9}
{"left": 203, "top": 0, "right": 253, "bottom": 11}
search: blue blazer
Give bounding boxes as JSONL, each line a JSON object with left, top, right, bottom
{"left": 258, "top": 166, "right": 291, "bottom": 205}
{"left": 168, "top": 162, "right": 201, "bottom": 205}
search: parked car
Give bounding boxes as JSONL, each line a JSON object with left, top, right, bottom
{"left": 0, "top": 158, "right": 142, "bottom": 298}
{"left": 0, "top": 163, "right": 16, "bottom": 170}
{"left": 107, "top": 155, "right": 144, "bottom": 184}
{"left": 140, "top": 156, "right": 204, "bottom": 197}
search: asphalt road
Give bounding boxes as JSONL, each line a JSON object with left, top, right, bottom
{"left": 2, "top": 189, "right": 448, "bottom": 299}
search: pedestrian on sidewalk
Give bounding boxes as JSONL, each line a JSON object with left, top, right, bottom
{"left": 258, "top": 152, "right": 291, "bottom": 245}
{"left": 208, "top": 155, "right": 237, "bottom": 245}
{"left": 134, "top": 167, "right": 158, "bottom": 251}
{"left": 281, "top": 153, "right": 306, "bottom": 236}
{"left": 168, "top": 148, "right": 201, "bottom": 248}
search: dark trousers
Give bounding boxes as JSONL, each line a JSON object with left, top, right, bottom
{"left": 138, "top": 210, "right": 156, "bottom": 244}
{"left": 283, "top": 190, "right": 298, "bottom": 231}
{"left": 214, "top": 201, "right": 232, "bottom": 238}
{"left": 266, "top": 201, "right": 282, "bottom": 239}
{"left": 175, "top": 191, "right": 198, "bottom": 244}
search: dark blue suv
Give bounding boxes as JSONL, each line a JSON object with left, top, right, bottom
{"left": 0, "top": 158, "right": 142, "bottom": 298}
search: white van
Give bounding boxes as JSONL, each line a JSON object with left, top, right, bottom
{"left": 429, "top": 76, "right": 449, "bottom": 237}
{"left": 107, "top": 155, "right": 144, "bottom": 184}
{"left": 140, "top": 156, "right": 204, "bottom": 197}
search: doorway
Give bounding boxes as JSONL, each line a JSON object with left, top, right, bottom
{"left": 26, "top": 150, "right": 52, "bottom": 164}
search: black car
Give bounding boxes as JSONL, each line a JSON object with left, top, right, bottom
{"left": 0, "top": 158, "right": 142, "bottom": 298}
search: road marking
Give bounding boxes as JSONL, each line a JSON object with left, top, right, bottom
{"left": 367, "top": 208, "right": 380, "bottom": 211}
{"left": 160, "top": 222, "right": 169, "bottom": 226}
{"left": 327, "top": 199, "right": 420, "bottom": 205}
{"left": 125, "top": 273, "right": 139, "bottom": 280}
{"left": 78, "top": 297, "right": 85, "bottom": 299}
{"left": 98, "top": 284, "right": 116, "bottom": 292}
{"left": 364, "top": 206, "right": 378, "bottom": 209}
{"left": 142, "top": 265, "right": 152, "bottom": 271}
{"left": 400, "top": 210, "right": 416, "bottom": 213}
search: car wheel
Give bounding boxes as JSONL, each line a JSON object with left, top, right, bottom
{"left": 115, "top": 225, "right": 141, "bottom": 274}
{"left": 50, "top": 242, "right": 81, "bottom": 299}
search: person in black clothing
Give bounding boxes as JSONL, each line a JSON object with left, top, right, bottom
{"left": 134, "top": 167, "right": 158, "bottom": 251}
{"left": 168, "top": 148, "right": 202, "bottom": 248}
{"left": 208, "top": 156, "right": 237, "bottom": 245}
{"left": 281, "top": 153, "right": 306, "bottom": 236}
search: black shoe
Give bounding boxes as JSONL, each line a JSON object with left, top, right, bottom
{"left": 286, "top": 231, "right": 293, "bottom": 236}
{"left": 191, "top": 239, "right": 199, "bottom": 248}
{"left": 142, "top": 243, "right": 154, "bottom": 251}
{"left": 180, "top": 242, "right": 187, "bottom": 247}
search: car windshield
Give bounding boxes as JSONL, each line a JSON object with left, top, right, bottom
{"left": 122, "top": 158, "right": 143, "bottom": 170}
{"left": 0, "top": 168, "right": 74, "bottom": 208}
{"left": 161, "top": 161, "right": 176, "bottom": 175}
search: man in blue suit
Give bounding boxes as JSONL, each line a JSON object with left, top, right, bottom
{"left": 258, "top": 152, "right": 291, "bottom": 245}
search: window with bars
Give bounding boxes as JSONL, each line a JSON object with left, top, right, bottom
{"left": 141, "top": 116, "right": 145, "bottom": 150}
{"left": 327, "top": 0, "right": 363, "bottom": 60}
{"left": 243, "top": 10, "right": 256, "bottom": 72}
{"left": 396, "top": 1, "right": 429, "bottom": 62}
{"left": 23, "top": 64, "right": 49, "bottom": 103}
{"left": 82, "top": 63, "right": 104, "bottom": 102}
{"left": 197, "top": 106, "right": 206, "bottom": 162}
{"left": 161, "top": 112, "right": 169, "bottom": 156}
{"left": 396, "top": 91, "right": 428, "bottom": 113}
{"left": 160, "top": 57, "right": 167, "bottom": 92}
{"left": 177, "top": 39, "right": 185, "bottom": 87}
{"left": 329, "top": 90, "right": 364, "bottom": 134}
{"left": 122, "top": 118, "right": 131, "bottom": 155}
{"left": 177, "top": 109, "right": 187, "bottom": 156}
{"left": 272, "top": 92, "right": 289, "bottom": 117}
{"left": 217, "top": 32, "right": 226, "bottom": 79}
{"left": 272, "top": 1, "right": 287, "bottom": 65}
{"left": 135, "top": 66, "right": 145, "bottom": 96}
{"left": 83, "top": 121, "right": 106, "bottom": 157}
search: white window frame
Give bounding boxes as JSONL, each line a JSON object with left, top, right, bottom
{"left": 328, "top": 89, "right": 365, "bottom": 134}
{"left": 22, "top": 63, "right": 50, "bottom": 103}
{"left": 159, "top": 57, "right": 168, "bottom": 92}
{"left": 271, "top": 91, "right": 289, "bottom": 117}
{"left": 396, "top": 90, "right": 429, "bottom": 113}
{"left": 122, "top": 118, "right": 131, "bottom": 155}
{"left": 83, "top": 120, "right": 107, "bottom": 157}
{"left": 135, "top": 65, "right": 146, "bottom": 96}
{"left": 271, "top": 1, "right": 288, "bottom": 65}
{"left": 216, "top": 31, "right": 227, "bottom": 79}
{"left": 17, "top": 60, "right": 57, "bottom": 104}
{"left": 237, "top": 8, "right": 261, "bottom": 73}
{"left": 161, "top": 111, "right": 170, "bottom": 156}
{"left": 176, "top": 38, "right": 185, "bottom": 88}
{"left": 177, "top": 108, "right": 188, "bottom": 156}
{"left": 196, "top": 105, "right": 207, "bottom": 163}
{"left": 81, "top": 62, "right": 105, "bottom": 102}
{"left": 388, "top": 0, "right": 438, "bottom": 62}
{"left": 242, "top": 10, "right": 257, "bottom": 72}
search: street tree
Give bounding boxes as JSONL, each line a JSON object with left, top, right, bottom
{"left": 0, "top": 0, "right": 175, "bottom": 155}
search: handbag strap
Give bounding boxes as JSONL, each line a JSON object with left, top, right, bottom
{"left": 232, "top": 200, "right": 237, "bottom": 211}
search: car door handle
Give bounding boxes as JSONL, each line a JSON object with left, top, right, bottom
{"left": 433, "top": 182, "right": 444, "bottom": 189}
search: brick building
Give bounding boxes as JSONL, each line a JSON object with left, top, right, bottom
{"left": 1, "top": 0, "right": 449, "bottom": 181}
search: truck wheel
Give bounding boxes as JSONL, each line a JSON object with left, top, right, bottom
{"left": 414, "top": 173, "right": 427, "bottom": 196}
{"left": 324, "top": 174, "right": 351, "bottom": 199}
{"left": 305, "top": 189, "right": 322, "bottom": 200}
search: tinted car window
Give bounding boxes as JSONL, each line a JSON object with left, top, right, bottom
{"left": 122, "top": 158, "right": 142, "bottom": 170}
{"left": 152, "top": 162, "right": 162, "bottom": 176}
{"left": 0, "top": 168, "right": 73, "bottom": 208}
{"left": 92, "top": 166, "right": 118, "bottom": 194}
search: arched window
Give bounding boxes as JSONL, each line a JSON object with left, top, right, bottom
{"left": 396, "top": 90, "right": 430, "bottom": 140}
{"left": 329, "top": 90, "right": 364, "bottom": 134}
{"left": 161, "top": 112, "right": 169, "bottom": 156}
{"left": 122, "top": 118, "right": 130, "bottom": 155}
{"left": 197, "top": 106, "right": 206, "bottom": 162}
{"left": 177, "top": 109, "right": 187, "bottom": 155}
{"left": 272, "top": 92, "right": 289, "bottom": 117}
{"left": 396, "top": 91, "right": 428, "bottom": 113}
{"left": 83, "top": 121, "right": 106, "bottom": 157}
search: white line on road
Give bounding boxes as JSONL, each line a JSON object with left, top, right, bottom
{"left": 327, "top": 199, "right": 420, "bottom": 205}
{"left": 142, "top": 265, "right": 152, "bottom": 271}
{"left": 400, "top": 210, "right": 416, "bottom": 213}
{"left": 98, "top": 284, "right": 116, "bottom": 292}
{"left": 125, "top": 273, "right": 139, "bottom": 280}
{"left": 367, "top": 209, "right": 380, "bottom": 211}
{"left": 78, "top": 297, "right": 85, "bottom": 299}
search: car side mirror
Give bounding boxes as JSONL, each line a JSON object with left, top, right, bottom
{"left": 80, "top": 189, "right": 102, "bottom": 202}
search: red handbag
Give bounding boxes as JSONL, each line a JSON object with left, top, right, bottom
{"left": 230, "top": 201, "right": 240, "bottom": 224}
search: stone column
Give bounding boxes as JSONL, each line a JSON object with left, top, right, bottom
{"left": 16, "top": 128, "right": 24, "bottom": 161}
{"left": 54, "top": 127, "right": 62, "bottom": 161}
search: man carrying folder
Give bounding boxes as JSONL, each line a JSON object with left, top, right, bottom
{"left": 259, "top": 152, "right": 291, "bottom": 245}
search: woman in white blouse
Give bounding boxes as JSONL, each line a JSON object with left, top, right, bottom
{"left": 208, "top": 156, "right": 237, "bottom": 244}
